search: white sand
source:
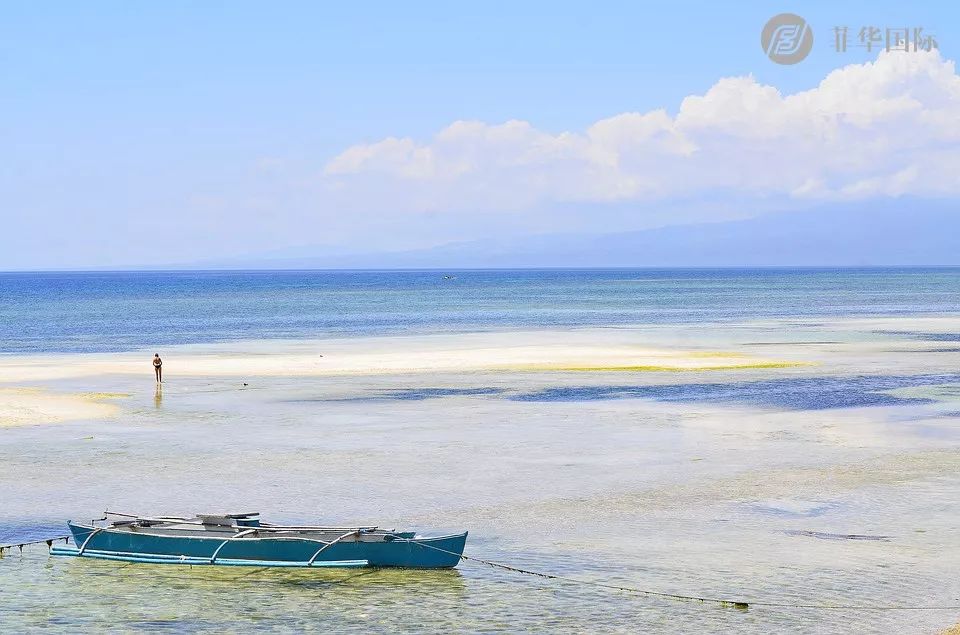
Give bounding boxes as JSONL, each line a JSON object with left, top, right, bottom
{"left": 0, "top": 329, "right": 803, "bottom": 383}
{"left": 0, "top": 329, "right": 805, "bottom": 427}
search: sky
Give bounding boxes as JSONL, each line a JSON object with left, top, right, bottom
{"left": 1, "top": 1, "right": 959, "bottom": 269}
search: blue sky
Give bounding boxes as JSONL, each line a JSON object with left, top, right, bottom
{"left": 2, "top": 1, "right": 959, "bottom": 268}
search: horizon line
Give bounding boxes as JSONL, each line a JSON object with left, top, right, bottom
{"left": 3, "top": 264, "right": 960, "bottom": 275}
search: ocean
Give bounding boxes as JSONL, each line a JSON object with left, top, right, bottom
{"left": 2, "top": 267, "right": 959, "bottom": 353}
{"left": 2, "top": 267, "right": 960, "bottom": 633}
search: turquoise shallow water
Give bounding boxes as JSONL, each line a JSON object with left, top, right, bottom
{"left": 2, "top": 267, "right": 960, "bottom": 353}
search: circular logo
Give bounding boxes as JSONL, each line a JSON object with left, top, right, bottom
{"left": 761, "top": 13, "right": 813, "bottom": 64}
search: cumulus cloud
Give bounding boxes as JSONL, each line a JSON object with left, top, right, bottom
{"left": 322, "top": 50, "right": 960, "bottom": 214}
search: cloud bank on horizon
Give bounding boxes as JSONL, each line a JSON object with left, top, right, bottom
{"left": 322, "top": 50, "right": 960, "bottom": 216}
{"left": 6, "top": 45, "right": 960, "bottom": 270}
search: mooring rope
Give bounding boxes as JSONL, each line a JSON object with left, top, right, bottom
{"left": 6, "top": 534, "right": 960, "bottom": 612}
{"left": 411, "top": 541, "right": 960, "bottom": 612}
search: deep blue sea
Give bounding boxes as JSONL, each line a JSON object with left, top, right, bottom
{"left": 1, "top": 268, "right": 959, "bottom": 354}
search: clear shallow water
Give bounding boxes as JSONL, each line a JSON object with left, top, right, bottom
{"left": 2, "top": 372, "right": 960, "bottom": 633}
{"left": 2, "top": 268, "right": 960, "bottom": 353}
{"left": 3, "top": 271, "right": 960, "bottom": 632}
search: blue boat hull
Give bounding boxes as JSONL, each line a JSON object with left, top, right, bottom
{"left": 55, "top": 522, "right": 466, "bottom": 569}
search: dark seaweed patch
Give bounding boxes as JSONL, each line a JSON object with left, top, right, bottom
{"left": 875, "top": 330, "right": 960, "bottom": 342}
{"left": 784, "top": 530, "right": 891, "bottom": 541}
{"left": 509, "top": 374, "right": 960, "bottom": 410}
{"left": 298, "top": 387, "right": 508, "bottom": 403}
{"left": 370, "top": 387, "right": 506, "bottom": 401}
{"left": 745, "top": 501, "right": 840, "bottom": 518}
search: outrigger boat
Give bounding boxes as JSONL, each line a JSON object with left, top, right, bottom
{"left": 50, "top": 512, "right": 467, "bottom": 569}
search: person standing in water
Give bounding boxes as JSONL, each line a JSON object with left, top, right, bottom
{"left": 153, "top": 353, "right": 163, "bottom": 383}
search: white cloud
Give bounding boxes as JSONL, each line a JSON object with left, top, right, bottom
{"left": 322, "top": 49, "right": 960, "bottom": 214}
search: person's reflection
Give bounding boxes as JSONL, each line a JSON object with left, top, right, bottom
{"left": 154, "top": 383, "right": 163, "bottom": 408}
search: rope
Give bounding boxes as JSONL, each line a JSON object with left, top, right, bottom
{"left": 9, "top": 532, "right": 960, "bottom": 612}
{"left": 411, "top": 541, "right": 960, "bottom": 612}
{"left": 411, "top": 541, "right": 750, "bottom": 609}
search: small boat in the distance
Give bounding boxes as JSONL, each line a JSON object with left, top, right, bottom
{"left": 50, "top": 512, "right": 467, "bottom": 569}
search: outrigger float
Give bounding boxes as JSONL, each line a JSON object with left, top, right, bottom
{"left": 50, "top": 512, "right": 467, "bottom": 569}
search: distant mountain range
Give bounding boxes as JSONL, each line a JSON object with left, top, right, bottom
{"left": 191, "top": 199, "right": 960, "bottom": 269}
